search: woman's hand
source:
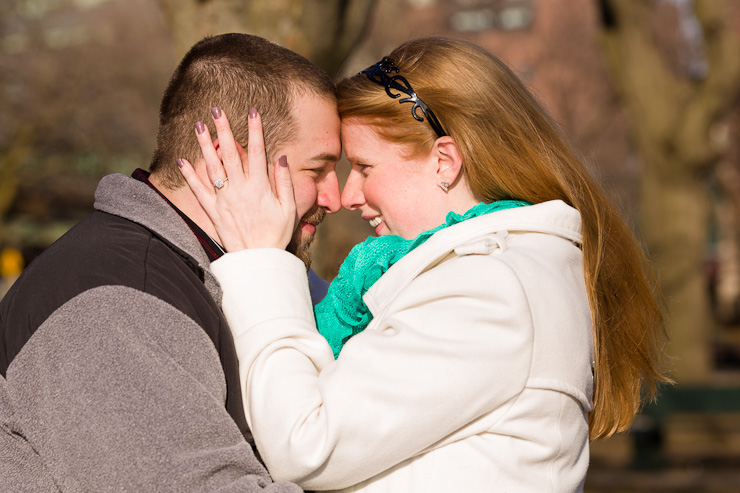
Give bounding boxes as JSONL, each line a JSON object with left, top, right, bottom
{"left": 177, "top": 107, "right": 297, "bottom": 252}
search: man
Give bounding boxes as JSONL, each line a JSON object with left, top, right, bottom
{"left": 0, "top": 33, "right": 341, "bottom": 491}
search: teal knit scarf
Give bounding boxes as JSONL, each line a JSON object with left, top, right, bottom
{"left": 314, "top": 200, "right": 529, "bottom": 358}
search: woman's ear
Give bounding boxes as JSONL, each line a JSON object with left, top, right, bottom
{"left": 433, "top": 136, "right": 464, "bottom": 186}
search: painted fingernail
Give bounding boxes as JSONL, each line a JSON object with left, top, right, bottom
{"left": 176, "top": 158, "right": 184, "bottom": 168}
{"left": 211, "top": 107, "right": 222, "bottom": 119}
{"left": 278, "top": 155, "right": 288, "bottom": 167}
{"left": 195, "top": 121, "right": 205, "bottom": 134}
{"left": 249, "top": 107, "right": 258, "bottom": 119}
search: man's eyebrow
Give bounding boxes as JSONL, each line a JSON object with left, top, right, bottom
{"left": 309, "top": 152, "right": 340, "bottom": 163}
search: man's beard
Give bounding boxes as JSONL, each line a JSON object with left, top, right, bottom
{"left": 286, "top": 207, "right": 326, "bottom": 269}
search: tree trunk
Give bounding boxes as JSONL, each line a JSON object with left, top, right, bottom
{"left": 640, "top": 157, "right": 713, "bottom": 382}
{"left": 156, "top": 0, "right": 376, "bottom": 76}
{"left": 600, "top": 0, "right": 740, "bottom": 383}
{"left": 714, "top": 158, "right": 740, "bottom": 323}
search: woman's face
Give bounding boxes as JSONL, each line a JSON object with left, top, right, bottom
{"left": 340, "top": 120, "right": 447, "bottom": 239}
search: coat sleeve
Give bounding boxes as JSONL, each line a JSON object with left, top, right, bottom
{"left": 212, "top": 248, "right": 535, "bottom": 490}
{"left": 3, "top": 285, "right": 301, "bottom": 493}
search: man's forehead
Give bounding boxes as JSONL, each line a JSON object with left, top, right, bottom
{"left": 290, "top": 88, "right": 337, "bottom": 113}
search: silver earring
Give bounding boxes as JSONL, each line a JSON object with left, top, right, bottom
{"left": 439, "top": 181, "right": 450, "bottom": 192}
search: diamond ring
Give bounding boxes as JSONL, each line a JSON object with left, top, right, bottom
{"left": 213, "top": 178, "right": 228, "bottom": 189}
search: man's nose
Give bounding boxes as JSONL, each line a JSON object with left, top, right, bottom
{"left": 317, "top": 172, "right": 341, "bottom": 214}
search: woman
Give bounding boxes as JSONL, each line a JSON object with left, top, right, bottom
{"left": 179, "top": 38, "right": 669, "bottom": 492}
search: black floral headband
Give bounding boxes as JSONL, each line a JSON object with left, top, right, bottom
{"left": 361, "top": 57, "right": 447, "bottom": 138}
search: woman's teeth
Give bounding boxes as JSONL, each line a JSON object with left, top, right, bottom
{"left": 369, "top": 216, "right": 384, "bottom": 228}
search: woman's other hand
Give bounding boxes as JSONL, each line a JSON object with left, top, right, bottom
{"left": 178, "top": 107, "right": 297, "bottom": 252}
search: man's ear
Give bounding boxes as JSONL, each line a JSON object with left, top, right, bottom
{"left": 433, "top": 136, "right": 464, "bottom": 185}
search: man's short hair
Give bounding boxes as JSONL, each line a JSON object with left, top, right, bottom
{"left": 150, "top": 33, "right": 336, "bottom": 188}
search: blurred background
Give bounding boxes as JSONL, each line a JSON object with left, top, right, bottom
{"left": 1, "top": 0, "right": 739, "bottom": 490}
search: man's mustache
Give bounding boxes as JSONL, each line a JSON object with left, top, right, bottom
{"left": 301, "top": 208, "right": 326, "bottom": 227}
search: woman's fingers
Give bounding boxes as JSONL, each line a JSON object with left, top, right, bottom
{"left": 195, "top": 120, "right": 227, "bottom": 189}
{"left": 275, "top": 155, "right": 297, "bottom": 220}
{"left": 210, "top": 107, "right": 243, "bottom": 187}
{"left": 246, "top": 107, "right": 269, "bottom": 189}
{"left": 178, "top": 106, "right": 296, "bottom": 252}
{"left": 177, "top": 157, "right": 215, "bottom": 215}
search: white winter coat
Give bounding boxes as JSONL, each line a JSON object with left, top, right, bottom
{"left": 211, "top": 200, "right": 594, "bottom": 492}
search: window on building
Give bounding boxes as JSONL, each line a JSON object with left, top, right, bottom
{"left": 449, "top": 0, "right": 533, "bottom": 33}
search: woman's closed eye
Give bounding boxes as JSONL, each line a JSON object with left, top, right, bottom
{"left": 353, "top": 163, "right": 371, "bottom": 175}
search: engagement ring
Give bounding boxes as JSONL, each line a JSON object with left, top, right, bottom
{"left": 213, "top": 178, "right": 228, "bottom": 189}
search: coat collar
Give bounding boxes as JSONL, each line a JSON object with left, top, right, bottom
{"left": 364, "top": 200, "right": 582, "bottom": 313}
{"left": 92, "top": 173, "right": 222, "bottom": 304}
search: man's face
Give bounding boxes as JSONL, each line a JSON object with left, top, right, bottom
{"left": 275, "top": 94, "right": 342, "bottom": 267}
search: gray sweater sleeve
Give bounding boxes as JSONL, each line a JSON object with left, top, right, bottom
{"left": 3, "top": 285, "right": 301, "bottom": 492}
{"left": 0, "top": 376, "right": 60, "bottom": 492}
